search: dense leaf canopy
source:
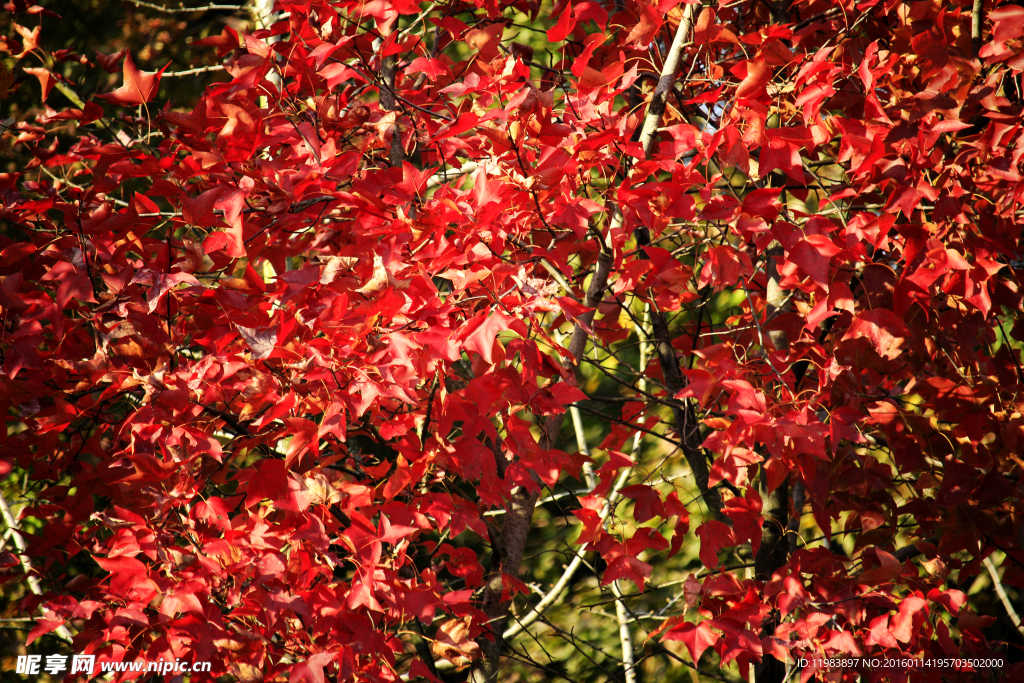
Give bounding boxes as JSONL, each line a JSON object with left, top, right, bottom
{"left": 1, "top": 0, "right": 1023, "bottom": 681}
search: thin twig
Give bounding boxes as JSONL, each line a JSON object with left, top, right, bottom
{"left": 425, "top": 160, "right": 477, "bottom": 189}
{"left": 162, "top": 64, "right": 226, "bottom": 78}
{"left": 125, "top": 0, "right": 244, "bottom": 12}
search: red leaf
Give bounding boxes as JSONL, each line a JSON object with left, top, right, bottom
{"left": 556, "top": 296, "right": 594, "bottom": 332}
{"left": 662, "top": 620, "right": 719, "bottom": 664}
{"left": 547, "top": 6, "right": 577, "bottom": 42}
{"left": 760, "top": 136, "right": 804, "bottom": 184}
{"left": 13, "top": 23, "right": 40, "bottom": 57}
{"left": 602, "top": 555, "right": 652, "bottom": 591}
{"left": 865, "top": 614, "right": 899, "bottom": 648}
{"left": 241, "top": 459, "right": 290, "bottom": 508}
{"left": 991, "top": 5, "right": 1024, "bottom": 42}
{"left": 255, "top": 389, "right": 296, "bottom": 429}
{"left": 742, "top": 188, "right": 782, "bottom": 221}
{"left": 841, "top": 309, "right": 910, "bottom": 360}
{"left": 282, "top": 417, "right": 319, "bottom": 470}
{"left": 890, "top": 595, "right": 929, "bottom": 644}
{"left": 619, "top": 484, "right": 666, "bottom": 523}
{"left": 549, "top": 381, "right": 587, "bottom": 405}
{"left": 95, "top": 49, "right": 127, "bottom": 73}
{"left": 22, "top": 67, "right": 53, "bottom": 101}
{"left": 379, "top": 514, "right": 418, "bottom": 544}
{"left": 192, "top": 24, "right": 240, "bottom": 55}
{"left": 696, "top": 521, "right": 734, "bottom": 569}
{"left": 26, "top": 616, "right": 65, "bottom": 646}
{"left": 712, "top": 619, "right": 763, "bottom": 665}
{"left": 733, "top": 59, "right": 770, "bottom": 100}
{"left": 410, "top": 659, "right": 443, "bottom": 683}
{"left": 723, "top": 490, "right": 764, "bottom": 555}
{"left": 461, "top": 311, "right": 512, "bottom": 364}
{"left": 93, "top": 555, "right": 147, "bottom": 594}
{"left": 675, "top": 369, "right": 717, "bottom": 408}
{"left": 236, "top": 324, "right": 278, "bottom": 360}
{"left": 698, "top": 246, "right": 753, "bottom": 290}
{"left": 789, "top": 235, "right": 841, "bottom": 288}
{"left": 383, "top": 455, "right": 414, "bottom": 500}
{"left": 406, "top": 56, "right": 452, "bottom": 81}
{"left": 290, "top": 652, "right": 336, "bottom": 683}
{"left": 97, "top": 51, "right": 167, "bottom": 106}
{"left": 857, "top": 547, "right": 903, "bottom": 585}
{"left": 929, "top": 588, "right": 967, "bottom": 614}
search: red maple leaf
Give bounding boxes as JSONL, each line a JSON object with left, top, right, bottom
{"left": 97, "top": 51, "right": 167, "bottom": 106}
{"left": 662, "top": 620, "right": 720, "bottom": 664}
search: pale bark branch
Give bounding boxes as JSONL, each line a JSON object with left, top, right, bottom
{"left": 972, "top": 0, "right": 984, "bottom": 57}
{"left": 162, "top": 64, "right": 226, "bottom": 78}
{"left": 471, "top": 6, "right": 700, "bottom": 679}
{"left": 0, "top": 489, "right": 74, "bottom": 643}
{"left": 425, "top": 161, "right": 478, "bottom": 189}
{"left": 573, "top": 402, "right": 635, "bottom": 683}
{"left": 501, "top": 308, "right": 649, "bottom": 645}
{"left": 637, "top": 4, "right": 699, "bottom": 157}
{"left": 469, "top": 247, "right": 613, "bottom": 682}
{"left": 620, "top": 3, "right": 725, "bottom": 522}
{"left": 613, "top": 581, "right": 638, "bottom": 683}
{"left": 125, "top": 0, "right": 244, "bottom": 12}
{"left": 984, "top": 556, "right": 1024, "bottom": 637}
{"left": 379, "top": 30, "right": 405, "bottom": 167}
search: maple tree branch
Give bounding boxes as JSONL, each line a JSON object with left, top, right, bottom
{"left": 636, "top": 3, "right": 698, "bottom": 157}
{"left": 410, "top": 620, "right": 441, "bottom": 680}
{"left": 162, "top": 64, "right": 226, "bottom": 78}
{"left": 611, "top": 2, "right": 724, "bottom": 523}
{"left": 754, "top": 239, "right": 794, "bottom": 683}
{"left": 471, "top": 484, "right": 537, "bottom": 683}
{"left": 504, "top": 233, "right": 577, "bottom": 299}
{"left": 124, "top": 0, "right": 244, "bottom": 11}
{"left": 983, "top": 556, "right": 1024, "bottom": 636}
{"left": 787, "top": 480, "right": 806, "bottom": 555}
{"left": 0, "top": 489, "right": 74, "bottom": 643}
{"left": 573, "top": 402, "right": 637, "bottom": 683}
{"left": 470, "top": 242, "right": 613, "bottom": 682}
{"left": 504, "top": 308, "right": 651, "bottom": 646}
{"left": 380, "top": 45, "right": 404, "bottom": 168}
{"left": 390, "top": 91, "right": 454, "bottom": 121}
{"left": 556, "top": 251, "right": 615, "bottom": 380}
{"left": 971, "top": 0, "right": 984, "bottom": 57}
{"left": 418, "top": 370, "right": 439, "bottom": 445}
{"left": 425, "top": 160, "right": 478, "bottom": 189}
{"left": 892, "top": 538, "right": 938, "bottom": 563}
{"left": 52, "top": 79, "right": 87, "bottom": 109}
{"left": 791, "top": 7, "right": 841, "bottom": 31}
{"left": 753, "top": 472, "right": 789, "bottom": 683}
